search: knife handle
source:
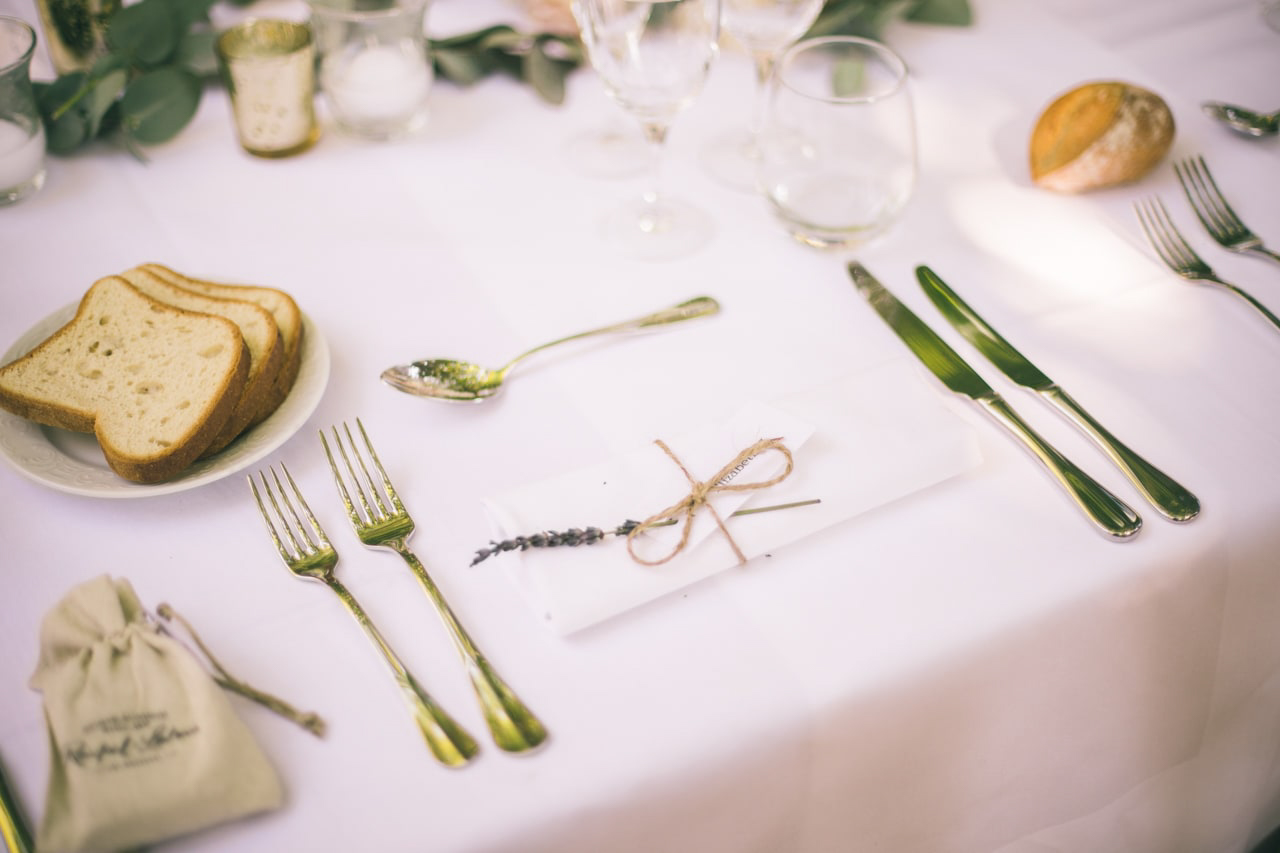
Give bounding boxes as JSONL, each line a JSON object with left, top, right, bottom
{"left": 976, "top": 395, "right": 1142, "bottom": 539}
{"left": 1037, "top": 386, "right": 1200, "bottom": 523}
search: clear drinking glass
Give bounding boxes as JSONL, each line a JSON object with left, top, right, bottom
{"left": 0, "top": 16, "right": 46, "bottom": 206}
{"left": 703, "top": 0, "right": 823, "bottom": 190}
{"left": 573, "top": 0, "right": 722, "bottom": 261}
{"left": 757, "top": 35, "right": 916, "bottom": 249}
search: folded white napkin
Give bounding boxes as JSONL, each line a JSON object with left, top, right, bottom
{"left": 482, "top": 359, "right": 982, "bottom": 634}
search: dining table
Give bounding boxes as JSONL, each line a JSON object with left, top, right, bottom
{"left": 1, "top": 0, "right": 1279, "bottom": 850}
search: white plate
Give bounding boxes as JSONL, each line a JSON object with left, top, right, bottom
{"left": 0, "top": 302, "right": 330, "bottom": 498}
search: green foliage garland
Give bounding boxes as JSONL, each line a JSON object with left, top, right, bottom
{"left": 33, "top": 0, "right": 968, "bottom": 157}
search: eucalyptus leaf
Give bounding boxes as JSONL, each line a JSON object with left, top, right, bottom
{"left": 432, "top": 47, "right": 493, "bottom": 86}
{"left": 905, "top": 0, "right": 972, "bottom": 25}
{"left": 831, "top": 57, "right": 865, "bottom": 97}
{"left": 480, "top": 28, "right": 530, "bottom": 51}
{"left": 524, "top": 39, "right": 568, "bottom": 105}
{"left": 106, "top": 0, "right": 178, "bottom": 66}
{"left": 45, "top": 109, "right": 89, "bottom": 153}
{"left": 84, "top": 68, "right": 128, "bottom": 137}
{"left": 119, "top": 67, "right": 201, "bottom": 145}
{"left": 174, "top": 29, "right": 218, "bottom": 77}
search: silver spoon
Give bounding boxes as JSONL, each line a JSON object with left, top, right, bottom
{"left": 381, "top": 296, "right": 721, "bottom": 401}
{"left": 1201, "top": 101, "right": 1280, "bottom": 137}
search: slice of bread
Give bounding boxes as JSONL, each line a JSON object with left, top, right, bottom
{"left": 140, "top": 263, "right": 303, "bottom": 420}
{"left": 119, "top": 266, "right": 283, "bottom": 455}
{"left": 0, "top": 276, "right": 250, "bottom": 483}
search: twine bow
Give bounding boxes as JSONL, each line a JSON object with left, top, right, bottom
{"left": 625, "top": 437, "right": 794, "bottom": 567}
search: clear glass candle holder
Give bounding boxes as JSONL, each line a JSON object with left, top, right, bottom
{"left": 0, "top": 16, "right": 46, "bottom": 206}
{"left": 309, "top": 0, "right": 433, "bottom": 141}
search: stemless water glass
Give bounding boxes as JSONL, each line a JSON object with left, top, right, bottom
{"left": 573, "top": 0, "right": 722, "bottom": 261}
{"left": 703, "top": 0, "right": 823, "bottom": 190}
{"left": 757, "top": 35, "right": 916, "bottom": 249}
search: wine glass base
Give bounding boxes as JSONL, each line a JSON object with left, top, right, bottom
{"left": 700, "top": 125, "right": 760, "bottom": 192}
{"left": 601, "top": 196, "right": 714, "bottom": 261}
{"left": 565, "top": 123, "right": 649, "bottom": 179}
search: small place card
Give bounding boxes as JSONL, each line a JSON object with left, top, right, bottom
{"left": 482, "top": 359, "right": 983, "bottom": 634}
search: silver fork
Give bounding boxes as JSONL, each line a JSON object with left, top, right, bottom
{"left": 321, "top": 420, "right": 549, "bottom": 754}
{"left": 1134, "top": 196, "right": 1280, "bottom": 333}
{"left": 1174, "top": 156, "right": 1280, "bottom": 265}
{"left": 249, "top": 463, "right": 479, "bottom": 767}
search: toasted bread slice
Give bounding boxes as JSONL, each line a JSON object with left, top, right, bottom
{"left": 0, "top": 277, "right": 250, "bottom": 483}
{"left": 140, "top": 263, "right": 303, "bottom": 420}
{"left": 119, "top": 267, "right": 283, "bottom": 455}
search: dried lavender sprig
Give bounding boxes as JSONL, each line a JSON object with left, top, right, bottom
{"left": 470, "top": 499, "right": 820, "bottom": 567}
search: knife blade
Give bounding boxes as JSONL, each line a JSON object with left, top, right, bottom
{"left": 847, "top": 261, "right": 1141, "bottom": 540}
{"left": 916, "top": 264, "right": 1199, "bottom": 523}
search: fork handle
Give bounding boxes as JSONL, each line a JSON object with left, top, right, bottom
{"left": 325, "top": 577, "right": 480, "bottom": 767}
{"left": 1036, "top": 386, "right": 1200, "bottom": 522}
{"left": 393, "top": 545, "right": 549, "bottom": 754}
{"left": 1244, "top": 246, "right": 1280, "bottom": 266}
{"left": 1217, "top": 280, "right": 1280, "bottom": 331}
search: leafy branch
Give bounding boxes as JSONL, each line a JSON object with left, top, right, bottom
{"left": 35, "top": 0, "right": 217, "bottom": 157}
{"left": 805, "top": 0, "right": 972, "bottom": 40}
{"left": 32, "top": 0, "right": 967, "bottom": 157}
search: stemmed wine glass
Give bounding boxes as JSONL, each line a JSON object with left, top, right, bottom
{"left": 573, "top": 0, "right": 722, "bottom": 260}
{"left": 702, "top": 0, "right": 824, "bottom": 190}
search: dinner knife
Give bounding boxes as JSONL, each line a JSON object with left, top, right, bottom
{"left": 847, "top": 262, "right": 1142, "bottom": 540}
{"left": 916, "top": 265, "right": 1200, "bottom": 523}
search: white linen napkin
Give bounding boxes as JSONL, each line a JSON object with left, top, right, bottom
{"left": 481, "top": 359, "right": 983, "bottom": 634}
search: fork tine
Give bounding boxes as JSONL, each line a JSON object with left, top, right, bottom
{"left": 322, "top": 426, "right": 375, "bottom": 525}
{"left": 277, "top": 463, "right": 330, "bottom": 553}
{"left": 249, "top": 471, "right": 293, "bottom": 563}
{"left": 344, "top": 420, "right": 391, "bottom": 518}
{"left": 1195, "top": 156, "right": 1250, "bottom": 233}
{"left": 1176, "top": 156, "right": 1230, "bottom": 240}
{"left": 1135, "top": 198, "right": 1180, "bottom": 269}
{"left": 353, "top": 418, "right": 404, "bottom": 510}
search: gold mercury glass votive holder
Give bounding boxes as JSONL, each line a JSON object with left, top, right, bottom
{"left": 216, "top": 19, "right": 320, "bottom": 158}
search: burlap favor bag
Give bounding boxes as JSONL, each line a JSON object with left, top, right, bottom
{"left": 28, "top": 575, "right": 284, "bottom": 853}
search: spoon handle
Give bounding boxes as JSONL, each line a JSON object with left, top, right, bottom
{"left": 504, "top": 296, "right": 721, "bottom": 369}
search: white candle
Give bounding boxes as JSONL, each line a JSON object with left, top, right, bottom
{"left": 0, "top": 118, "right": 45, "bottom": 193}
{"left": 322, "top": 43, "right": 431, "bottom": 126}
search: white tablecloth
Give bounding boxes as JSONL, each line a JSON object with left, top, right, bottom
{"left": 1, "top": 0, "right": 1279, "bottom": 851}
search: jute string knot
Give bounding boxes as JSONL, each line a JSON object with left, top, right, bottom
{"left": 625, "top": 437, "right": 794, "bottom": 567}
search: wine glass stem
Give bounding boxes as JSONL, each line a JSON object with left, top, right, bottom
{"left": 749, "top": 51, "right": 776, "bottom": 137}
{"left": 640, "top": 121, "right": 669, "bottom": 206}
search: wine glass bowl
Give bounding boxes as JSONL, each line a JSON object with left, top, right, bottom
{"left": 756, "top": 35, "right": 917, "bottom": 249}
{"left": 573, "top": 0, "right": 722, "bottom": 260}
{"left": 702, "top": 0, "right": 824, "bottom": 190}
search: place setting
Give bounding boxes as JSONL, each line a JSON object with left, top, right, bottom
{"left": 2, "top": 0, "right": 1280, "bottom": 850}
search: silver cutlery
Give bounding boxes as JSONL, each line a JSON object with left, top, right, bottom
{"left": 249, "top": 464, "right": 479, "bottom": 767}
{"left": 1134, "top": 196, "right": 1280, "bottom": 332}
{"left": 917, "top": 265, "right": 1199, "bottom": 523}
{"left": 321, "top": 420, "right": 548, "bottom": 753}
{"left": 381, "top": 296, "right": 721, "bottom": 401}
{"left": 0, "top": 749, "right": 32, "bottom": 853}
{"left": 848, "top": 262, "right": 1142, "bottom": 540}
{"left": 1200, "top": 101, "right": 1280, "bottom": 138}
{"left": 1174, "top": 155, "right": 1280, "bottom": 265}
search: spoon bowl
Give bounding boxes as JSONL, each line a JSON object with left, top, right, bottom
{"left": 381, "top": 359, "right": 508, "bottom": 401}
{"left": 1201, "top": 101, "right": 1280, "bottom": 137}
{"left": 382, "top": 295, "right": 721, "bottom": 402}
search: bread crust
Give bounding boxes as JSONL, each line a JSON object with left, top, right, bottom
{"left": 0, "top": 277, "right": 250, "bottom": 483}
{"left": 140, "top": 263, "right": 303, "bottom": 421}
{"left": 118, "top": 267, "right": 283, "bottom": 455}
